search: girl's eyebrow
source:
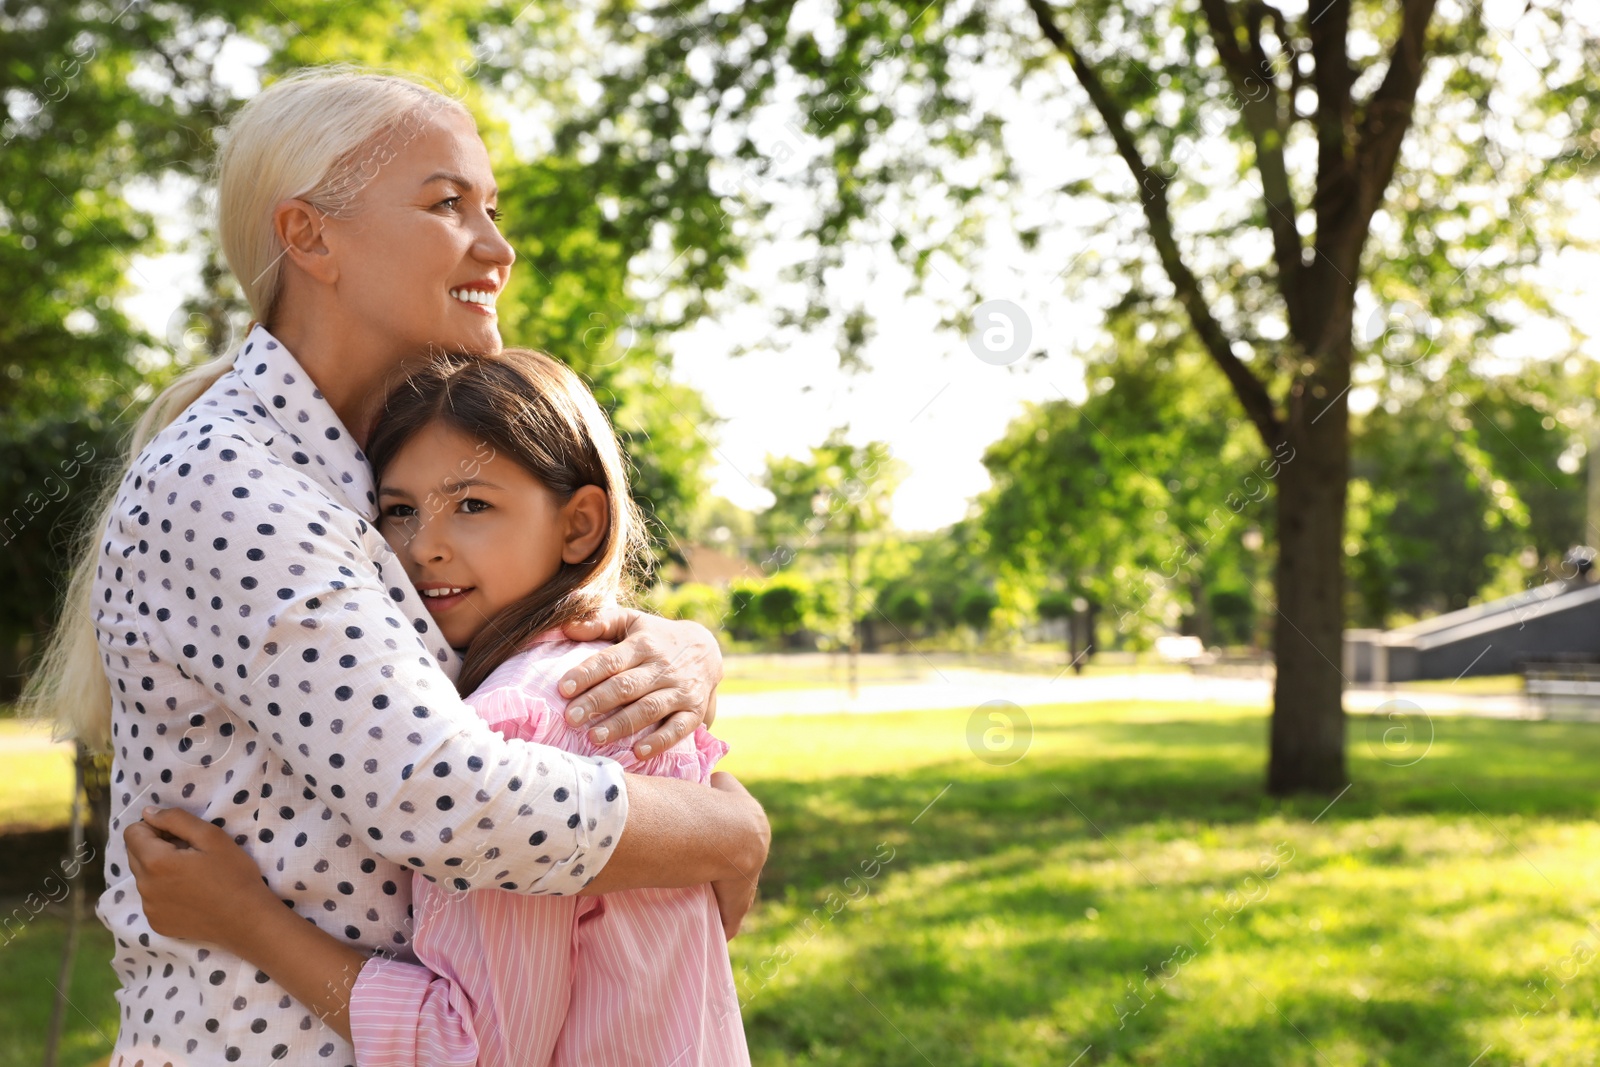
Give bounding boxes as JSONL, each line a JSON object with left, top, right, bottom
{"left": 377, "top": 485, "right": 415, "bottom": 499}
{"left": 441, "top": 477, "right": 503, "bottom": 494}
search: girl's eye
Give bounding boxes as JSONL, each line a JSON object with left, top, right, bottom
{"left": 383, "top": 503, "right": 417, "bottom": 519}
{"left": 460, "top": 497, "right": 491, "bottom": 514}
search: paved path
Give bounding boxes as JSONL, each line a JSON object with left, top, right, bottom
{"left": 716, "top": 669, "right": 1537, "bottom": 719}
{"left": 0, "top": 675, "right": 1542, "bottom": 756}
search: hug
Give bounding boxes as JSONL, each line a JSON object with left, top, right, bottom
{"left": 26, "top": 67, "right": 768, "bottom": 1067}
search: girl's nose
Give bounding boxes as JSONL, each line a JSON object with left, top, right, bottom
{"left": 408, "top": 522, "right": 451, "bottom": 565}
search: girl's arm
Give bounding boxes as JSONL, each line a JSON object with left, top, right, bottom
{"left": 125, "top": 807, "right": 369, "bottom": 1043}
{"left": 125, "top": 772, "right": 768, "bottom": 1038}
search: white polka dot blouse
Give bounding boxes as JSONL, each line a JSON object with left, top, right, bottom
{"left": 92, "top": 324, "right": 629, "bottom": 1066}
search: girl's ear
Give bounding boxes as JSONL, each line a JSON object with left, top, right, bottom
{"left": 559, "top": 485, "right": 609, "bottom": 565}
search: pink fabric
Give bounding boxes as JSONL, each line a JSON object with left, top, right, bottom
{"left": 350, "top": 633, "right": 748, "bottom": 1067}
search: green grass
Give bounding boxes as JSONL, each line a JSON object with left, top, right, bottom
{"left": 1394, "top": 674, "right": 1523, "bottom": 696}
{"left": 0, "top": 721, "right": 74, "bottom": 829}
{"left": 6, "top": 701, "right": 1600, "bottom": 1065}
{"left": 0, "top": 911, "right": 120, "bottom": 1067}
{"left": 709, "top": 703, "right": 1600, "bottom": 1066}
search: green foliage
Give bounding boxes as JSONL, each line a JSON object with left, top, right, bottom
{"left": 880, "top": 585, "right": 930, "bottom": 634}
{"left": 955, "top": 585, "right": 999, "bottom": 634}
{"left": 981, "top": 326, "right": 1272, "bottom": 646}
{"left": 652, "top": 581, "right": 728, "bottom": 632}
{"left": 1345, "top": 364, "right": 1591, "bottom": 627}
{"left": 754, "top": 578, "right": 808, "bottom": 640}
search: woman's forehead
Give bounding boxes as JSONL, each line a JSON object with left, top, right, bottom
{"left": 371, "top": 110, "right": 496, "bottom": 196}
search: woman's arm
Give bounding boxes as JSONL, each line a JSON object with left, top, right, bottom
{"left": 578, "top": 770, "right": 767, "bottom": 936}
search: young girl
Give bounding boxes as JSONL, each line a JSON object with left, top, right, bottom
{"left": 131, "top": 348, "right": 750, "bottom": 1067}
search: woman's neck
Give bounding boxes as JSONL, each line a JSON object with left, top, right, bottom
{"left": 267, "top": 313, "right": 399, "bottom": 448}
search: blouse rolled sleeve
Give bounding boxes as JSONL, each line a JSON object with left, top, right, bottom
{"left": 116, "top": 432, "right": 627, "bottom": 894}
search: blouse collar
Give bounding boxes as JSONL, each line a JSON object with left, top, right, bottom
{"left": 232, "top": 324, "right": 377, "bottom": 520}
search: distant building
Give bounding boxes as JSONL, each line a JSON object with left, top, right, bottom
{"left": 661, "top": 542, "right": 764, "bottom": 588}
{"left": 1345, "top": 549, "right": 1600, "bottom": 682}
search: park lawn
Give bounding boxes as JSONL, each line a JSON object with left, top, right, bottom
{"left": 0, "top": 720, "right": 74, "bottom": 829}
{"left": 711, "top": 702, "right": 1600, "bottom": 1066}
{"left": 1395, "top": 674, "right": 1524, "bottom": 696}
{"left": 5, "top": 701, "right": 1600, "bottom": 1065}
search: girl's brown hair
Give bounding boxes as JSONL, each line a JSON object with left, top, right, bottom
{"left": 365, "top": 348, "right": 649, "bottom": 696}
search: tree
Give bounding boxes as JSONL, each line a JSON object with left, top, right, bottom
{"left": 556, "top": 0, "right": 1599, "bottom": 793}
{"left": 760, "top": 431, "right": 904, "bottom": 692}
{"left": 981, "top": 323, "right": 1274, "bottom": 651}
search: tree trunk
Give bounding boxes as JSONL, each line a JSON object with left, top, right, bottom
{"left": 1267, "top": 376, "right": 1351, "bottom": 796}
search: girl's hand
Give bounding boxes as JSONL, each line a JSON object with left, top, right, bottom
{"left": 124, "top": 806, "right": 281, "bottom": 952}
{"left": 559, "top": 607, "right": 723, "bottom": 760}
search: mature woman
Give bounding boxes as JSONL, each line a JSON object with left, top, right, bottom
{"left": 25, "top": 68, "right": 768, "bottom": 1065}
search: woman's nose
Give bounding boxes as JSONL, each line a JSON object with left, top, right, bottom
{"left": 475, "top": 215, "right": 515, "bottom": 270}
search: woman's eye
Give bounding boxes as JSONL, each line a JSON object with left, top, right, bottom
{"left": 487, "top": 206, "right": 502, "bottom": 223}
{"left": 435, "top": 196, "right": 462, "bottom": 212}
{"left": 382, "top": 504, "right": 417, "bottom": 519}
{"left": 460, "top": 498, "right": 491, "bottom": 514}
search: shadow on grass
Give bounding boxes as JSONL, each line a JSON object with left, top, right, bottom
{"left": 732, "top": 709, "right": 1600, "bottom": 1065}
{"left": 748, "top": 712, "right": 1600, "bottom": 897}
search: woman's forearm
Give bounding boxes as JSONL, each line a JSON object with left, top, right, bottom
{"left": 579, "top": 772, "right": 768, "bottom": 895}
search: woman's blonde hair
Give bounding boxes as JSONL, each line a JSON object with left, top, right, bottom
{"left": 365, "top": 349, "right": 650, "bottom": 697}
{"left": 23, "top": 67, "right": 471, "bottom": 749}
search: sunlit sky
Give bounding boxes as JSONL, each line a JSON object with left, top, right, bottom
{"left": 122, "top": 9, "right": 1600, "bottom": 533}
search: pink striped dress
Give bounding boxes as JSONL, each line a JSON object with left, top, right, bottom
{"left": 349, "top": 632, "right": 750, "bottom": 1067}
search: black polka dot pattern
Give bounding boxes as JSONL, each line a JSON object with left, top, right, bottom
{"left": 92, "top": 325, "right": 628, "bottom": 1065}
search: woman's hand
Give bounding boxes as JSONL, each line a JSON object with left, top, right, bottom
{"left": 707, "top": 772, "right": 767, "bottom": 940}
{"left": 124, "top": 806, "right": 281, "bottom": 952}
{"left": 559, "top": 607, "right": 723, "bottom": 760}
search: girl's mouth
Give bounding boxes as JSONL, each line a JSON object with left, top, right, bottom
{"left": 419, "top": 586, "right": 475, "bottom": 612}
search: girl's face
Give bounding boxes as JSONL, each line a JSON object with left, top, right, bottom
{"left": 376, "top": 421, "right": 606, "bottom": 650}
{"left": 323, "top": 110, "right": 515, "bottom": 359}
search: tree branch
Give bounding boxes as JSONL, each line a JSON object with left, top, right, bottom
{"left": 1353, "top": 0, "right": 1438, "bottom": 226}
{"left": 1198, "top": 0, "right": 1307, "bottom": 334}
{"left": 1027, "top": 0, "right": 1284, "bottom": 446}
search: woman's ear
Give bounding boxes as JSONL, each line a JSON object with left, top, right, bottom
{"left": 559, "top": 485, "right": 609, "bottom": 565}
{"left": 273, "top": 199, "right": 339, "bottom": 284}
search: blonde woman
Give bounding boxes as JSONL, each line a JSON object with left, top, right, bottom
{"left": 25, "top": 68, "right": 768, "bottom": 1065}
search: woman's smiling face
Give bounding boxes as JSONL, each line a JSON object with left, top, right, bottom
{"left": 323, "top": 108, "right": 515, "bottom": 358}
